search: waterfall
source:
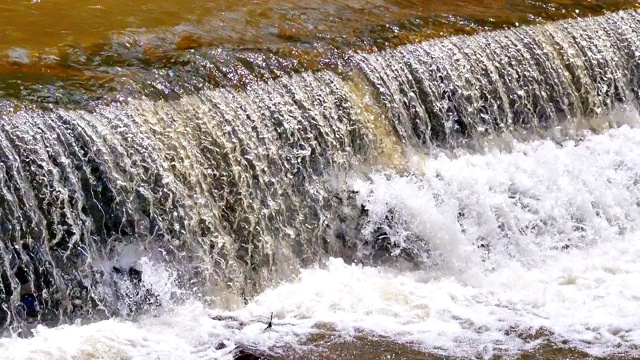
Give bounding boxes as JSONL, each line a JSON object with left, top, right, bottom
{"left": 0, "top": 72, "right": 374, "bottom": 330}
{"left": 354, "top": 10, "right": 640, "bottom": 148}
{"left": 1, "top": 9, "right": 639, "bottom": 333}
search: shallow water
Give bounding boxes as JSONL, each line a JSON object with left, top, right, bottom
{"left": 1, "top": 0, "right": 638, "bottom": 104}
{"left": 3, "top": 122, "right": 640, "bottom": 359}
{"left": 2, "top": 0, "right": 636, "bottom": 53}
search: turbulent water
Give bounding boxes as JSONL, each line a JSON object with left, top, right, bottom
{"left": 4, "top": 123, "right": 640, "bottom": 359}
{"left": 1, "top": 8, "right": 640, "bottom": 360}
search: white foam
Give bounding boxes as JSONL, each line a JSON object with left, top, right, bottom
{"left": 4, "top": 126, "right": 640, "bottom": 359}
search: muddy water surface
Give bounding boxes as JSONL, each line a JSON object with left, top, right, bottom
{"left": 1, "top": 0, "right": 638, "bottom": 52}
{"left": 0, "top": 0, "right": 638, "bottom": 104}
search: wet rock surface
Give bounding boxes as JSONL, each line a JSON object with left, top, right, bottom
{"left": 232, "top": 347, "right": 273, "bottom": 360}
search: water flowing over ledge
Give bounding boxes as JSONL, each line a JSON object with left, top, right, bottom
{"left": 4, "top": 125, "right": 640, "bottom": 359}
{"left": 353, "top": 9, "right": 640, "bottom": 148}
{"left": 1, "top": 9, "right": 640, "bottom": 341}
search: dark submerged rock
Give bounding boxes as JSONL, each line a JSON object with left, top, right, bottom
{"left": 17, "top": 293, "right": 39, "bottom": 321}
{"left": 231, "top": 346, "right": 272, "bottom": 360}
{"left": 331, "top": 189, "right": 432, "bottom": 269}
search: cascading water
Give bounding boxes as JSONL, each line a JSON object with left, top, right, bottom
{"left": 1, "top": 8, "right": 640, "bottom": 359}
{"left": 354, "top": 10, "right": 640, "bottom": 150}
{"left": 0, "top": 71, "right": 377, "bottom": 331}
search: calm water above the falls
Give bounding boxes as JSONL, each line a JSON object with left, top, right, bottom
{"left": 1, "top": 0, "right": 636, "bottom": 52}
{"left": 0, "top": 0, "right": 638, "bottom": 104}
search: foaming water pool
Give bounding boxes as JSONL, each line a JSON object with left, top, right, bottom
{"left": 3, "top": 126, "right": 640, "bottom": 359}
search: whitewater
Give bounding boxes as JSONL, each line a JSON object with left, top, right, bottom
{"left": 3, "top": 108, "right": 640, "bottom": 359}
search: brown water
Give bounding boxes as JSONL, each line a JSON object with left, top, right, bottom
{"left": 0, "top": 0, "right": 638, "bottom": 104}
{"left": 271, "top": 329, "right": 635, "bottom": 359}
{"left": 1, "top": 0, "right": 638, "bottom": 52}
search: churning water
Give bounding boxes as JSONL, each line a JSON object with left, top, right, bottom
{"left": 1, "top": 7, "right": 640, "bottom": 360}
{"left": 4, "top": 121, "right": 640, "bottom": 359}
